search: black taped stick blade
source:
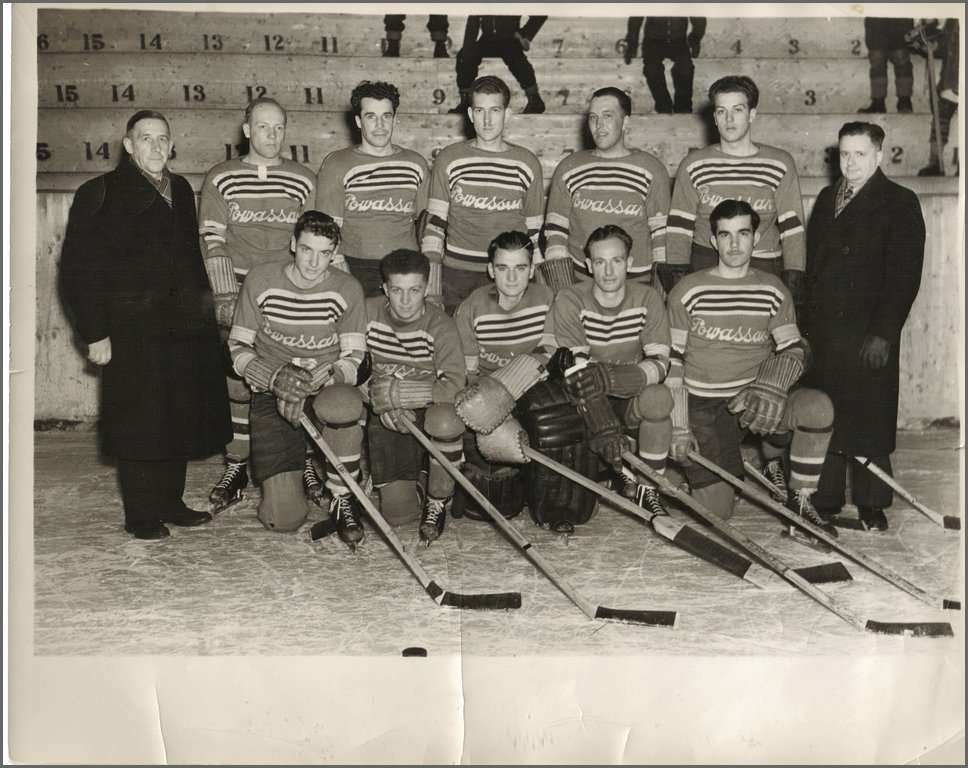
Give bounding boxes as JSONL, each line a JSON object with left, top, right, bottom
{"left": 594, "top": 606, "right": 680, "bottom": 628}
{"left": 865, "top": 620, "right": 954, "bottom": 638}
{"left": 439, "top": 591, "right": 522, "bottom": 610}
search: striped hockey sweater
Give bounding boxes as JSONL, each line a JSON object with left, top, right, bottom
{"left": 544, "top": 149, "right": 670, "bottom": 279}
{"left": 365, "top": 297, "right": 466, "bottom": 404}
{"left": 666, "top": 268, "right": 802, "bottom": 398}
{"left": 665, "top": 144, "right": 806, "bottom": 271}
{"left": 421, "top": 140, "right": 544, "bottom": 273}
{"left": 454, "top": 283, "right": 556, "bottom": 375}
{"left": 314, "top": 146, "right": 429, "bottom": 261}
{"left": 552, "top": 281, "right": 670, "bottom": 385}
{"left": 198, "top": 158, "right": 315, "bottom": 284}
{"left": 228, "top": 261, "right": 366, "bottom": 384}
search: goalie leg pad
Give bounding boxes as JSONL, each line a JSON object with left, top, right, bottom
{"left": 452, "top": 434, "right": 526, "bottom": 520}
{"left": 258, "top": 470, "right": 309, "bottom": 532}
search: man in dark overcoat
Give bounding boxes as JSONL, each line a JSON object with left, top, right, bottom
{"left": 801, "top": 121, "right": 925, "bottom": 531}
{"left": 60, "top": 110, "right": 232, "bottom": 539}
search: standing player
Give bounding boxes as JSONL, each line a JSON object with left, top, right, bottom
{"left": 365, "top": 250, "right": 467, "bottom": 544}
{"left": 422, "top": 75, "right": 544, "bottom": 314}
{"left": 666, "top": 199, "right": 835, "bottom": 539}
{"left": 227, "top": 211, "right": 368, "bottom": 541}
{"left": 199, "top": 98, "right": 317, "bottom": 510}
{"left": 543, "top": 87, "right": 671, "bottom": 293}
{"left": 663, "top": 76, "right": 806, "bottom": 303}
{"left": 315, "top": 81, "right": 430, "bottom": 298}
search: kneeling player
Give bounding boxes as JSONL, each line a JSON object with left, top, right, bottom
{"left": 228, "top": 211, "right": 368, "bottom": 541}
{"left": 365, "top": 250, "right": 466, "bottom": 544}
{"left": 666, "top": 199, "right": 835, "bottom": 535}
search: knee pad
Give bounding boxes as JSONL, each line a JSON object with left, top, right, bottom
{"left": 626, "top": 383, "right": 673, "bottom": 424}
{"left": 258, "top": 470, "right": 309, "bottom": 532}
{"left": 312, "top": 384, "right": 364, "bottom": 427}
{"left": 786, "top": 388, "right": 834, "bottom": 431}
{"left": 378, "top": 479, "right": 422, "bottom": 526}
{"left": 424, "top": 403, "right": 464, "bottom": 441}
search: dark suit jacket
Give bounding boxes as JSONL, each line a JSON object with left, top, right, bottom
{"left": 801, "top": 167, "right": 925, "bottom": 454}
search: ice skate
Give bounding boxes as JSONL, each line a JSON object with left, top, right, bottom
{"left": 209, "top": 460, "right": 248, "bottom": 512}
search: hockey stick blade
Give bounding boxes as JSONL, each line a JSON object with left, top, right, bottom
{"left": 854, "top": 455, "right": 960, "bottom": 531}
{"left": 594, "top": 606, "right": 680, "bottom": 627}
{"left": 943, "top": 515, "right": 961, "bottom": 531}
{"left": 426, "top": 582, "right": 522, "bottom": 611}
{"left": 865, "top": 620, "right": 954, "bottom": 638}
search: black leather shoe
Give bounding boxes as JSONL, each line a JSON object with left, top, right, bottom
{"left": 858, "top": 506, "right": 889, "bottom": 531}
{"left": 814, "top": 505, "right": 843, "bottom": 517}
{"left": 124, "top": 520, "right": 171, "bottom": 540}
{"left": 160, "top": 504, "right": 213, "bottom": 527}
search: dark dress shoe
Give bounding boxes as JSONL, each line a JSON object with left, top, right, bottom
{"left": 858, "top": 506, "right": 889, "bottom": 532}
{"left": 814, "top": 505, "right": 843, "bottom": 517}
{"left": 160, "top": 504, "right": 213, "bottom": 527}
{"left": 124, "top": 520, "right": 171, "bottom": 540}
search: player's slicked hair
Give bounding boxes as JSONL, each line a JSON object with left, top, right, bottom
{"left": 294, "top": 210, "right": 341, "bottom": 246}
{"left": 584, "top": 224, "right": 633, "bottom": 260}
{"left": 126, "top": 109, "right": 170, "bottom": 135}
{"left": 487, "top": 231, "right": 535, "bottom": 263}
{"left": 709, "top": 199, "right": 761, "bottom": 235}
{"left": 838, "top": 120, "right": 886, "bottom": 149}
{"left": 708, "top": 75, "right": 759, "bottom": 110}
{"left": 351, "top": 81, "right": 401, "bottom": 116}
{"left": 591, "top": 86, "right": 632, "bottom": 116}
{"left": 381, "top": 249, "right": 430, "bottom": 283}
{"left": 244, "top": 97, "right": 287, "bottom": 124}
{"left": 471, "top": 75, "right": 511, "bottom": 108}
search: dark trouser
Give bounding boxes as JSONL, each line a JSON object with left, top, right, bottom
{"left": 642, "top": 41, "right": 695, "bottom": 113}
{"left": 384, "top": 15, "right": 449, "bottom": 39}
{"left": 344, "top": 256, "right": 387, "bottom": 299}
{"left": 813, "top": 453, "right": 894, "bottom": 509}
{"left": 456, "top": 38, "right": 537, "bottom": 91}
{"left": 117, "top": 455, "right": 188, "bottom": 524}
{"left": 867, "top": 46, "right": 914, "bottom": 99}
{"left": 442, "top": 264, "right": 492, "bottom": 315}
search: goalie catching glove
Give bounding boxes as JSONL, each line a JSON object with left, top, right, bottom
{"left": 455, "top": 354, "right": 547, "bottom": 434}
{"left": 727, "top": 352, "right": 804, "bottom": 435}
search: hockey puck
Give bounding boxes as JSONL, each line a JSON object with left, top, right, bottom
{"left": 402, "top": 647, "right": 428, "bottom": 657}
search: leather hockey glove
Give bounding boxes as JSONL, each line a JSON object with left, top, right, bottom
{"left": 564, "top": 361, "right": 647, "bottom": 401}
{"left": 380, "top": 408, "right": 417, "bottom": 434}
{"left": 727, "top": 353, "right": 804, "bottom": 435}
{"left": 669, "top": 385, "right": 697, "bottom": 466}
{"left": 535, "top": 257, "right": 575, "bottom": 294}
{"left": 213, "top": 293, "right": 238, "bottom": 329}
{"left": 575, "top": 395, "right": 629, "bottom": 471}
{"left": 369, "top": 376, "right": 435, "bottom": 414}
{"left": 456, "top": 354, "right": 547, "bottom": 434}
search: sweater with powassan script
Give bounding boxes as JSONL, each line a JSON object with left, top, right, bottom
{"left": 421, "top": 140, "right": 544, "bottom": 273}
{"left": 198, "top": 157, "right": 315, "bottom": 281}
{"left": 545, "top": 149, "right": 670, "bottom": 279}
{"left": 364, "top": 297, "right": 466, "bottom": 404}
{"left": 665, "top": 144, "right": 805, "bottom": 271}
{"left": 454, "top": 283, "right": 557, "bottom": 375}
{"left": 314, "top": 146, "right": 429, "bottom": 261}
{"left": 667, "top": 268, "right": 801, "bottom": 398}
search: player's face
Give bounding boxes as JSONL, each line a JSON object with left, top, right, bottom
{"left": 356, "top": 97, "right": 396, "bottom": 150}
{"left": 839, "top": 134, "right": 883, "bottom": 188}
{"left": 488, "top": 247, "right": 534, "bottom": 300}
{"left": 384, "top": 272, "right": 428, "bottom": 322}
{"left": 469, "top": 92, "right": 510, "bottom": 143}
{"left": 587, "top": 95, "right": 628, "bottom": 153}
{"left": 711, "top": 214, "right": 758, "bottom": 269}
{"left": 586, "top": 237, "right": 631, "bottom": 294}
{"left": 243, "top": 102, "right": 287, "bottom": 162}
{"left": 291, "top": 232, "right": 336, "bottom": 283}
{"left": 712, "top": 91, "right": 755, "bottom": 144}
{"left": 122, "top": 118, "right": 171, "bottom": 178}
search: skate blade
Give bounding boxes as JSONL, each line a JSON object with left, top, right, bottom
{"left": 210, "top": 493, "right": 245, "bottom": 514}
{"left": 781, "top": 526, "right": 833, "bottom": 553}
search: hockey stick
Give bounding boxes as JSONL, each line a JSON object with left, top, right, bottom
{"left": 743, "top": 461, "right": 866, "bottom": 531}
{"left": 400, "top": 415, "right": 679, "bottom": 627}
{"left": 717, "top": 454, "right": 960, "bottom": 611}
{"left": 923, "top": 27, "right": 946, "bottom": 175}
{"left": 299, "top": 414, "right": 521, "bottom": 611}
{"left": 854, "top": 456, "right": 960, "bottom": 531}
{"left": 626, "top": 452, "right": 953, "bottom": 637}
{"left": 524, "top": 447, "right": 851, "bottom": 588}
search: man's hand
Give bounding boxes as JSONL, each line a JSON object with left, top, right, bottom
{"left": 860, "top": 335, "right": 890, "bottom": 369}
{"left": 670, "top": 427, "right": 698, "bottom": 467}
{"left": 87, "top": 337, "right": 112, "bottom": 366}
{"left": 380, "top": 408, "right": 416, "bottom": 433}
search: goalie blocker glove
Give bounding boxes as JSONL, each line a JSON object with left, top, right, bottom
{"left": 727, "top": 352, "right": 804, "bottom": 435}
{"left": 456, "top": 354, "right": 548, "bottom": 434}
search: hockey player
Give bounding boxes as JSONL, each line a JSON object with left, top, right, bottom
{"left": 551, "top": 224, "right": 674, "bottom": 526}
{"left": 422, "top": 75, "right": 544, "bottom": 314}
{"left": 365, "top": 250, "right": 466, "bottom": 544}
{"left": 543, "top": 87, "right": 671, "bottom": 293}
{"left": 663, "top": 76, "right": 806, "bottom": 304}
{"left": 453, "top": 230, "right": 556, "bottom": 519}
{"left": 314, "top": 81, "right": 430, "bottom": 298}
{"left": 227, "top": 211, "right": 368, "bottom": 542}
{"left": 666, "top": 199, "right": 835, "bottom": 536}
{"left": 199, "top": 98, "right": 318, "bottom": 510}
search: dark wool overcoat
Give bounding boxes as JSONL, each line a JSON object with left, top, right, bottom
{"left": 801, "top": 167, "right": 925, "bottom": 456}
{"left": 60, "top": 156, "right": 232, "bottom": 460}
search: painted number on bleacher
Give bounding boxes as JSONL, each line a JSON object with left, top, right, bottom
{"left": 264, "top": 34, "right": 285, "bottom": 51}
{"left": 84, "top": 142, "right": 110, "bottom": 161}
{"left": 203, "top": 34, "right": 223, "bottom": 51}
{"left": 850, "top": 39, "right": 862, "bottom": 55}
{"left": 320, "top": 36, "right": 338, "bottom": 53}
{"left": 432, "top": 89, "right": 446, "bottom": 106}
{"left": 140, "top": 33, "right": 162, "bottom": 50}
{"left": 290, "top": 145, "right": 310, "bottom": 163}
{"left": 557, "top": 89, "right": 570, "bottom": 106}
{"left": 304, "top": 87, "right": 324, "bottom": 105}
{"left": 247, "top": 85, "right": 267, "bottom": 101}
{"left": 55, "top": 85, "right": 79, "bottom": 102}
{"left": 112, "top": 84, "right": 135, "bottom": 102}
{"left": 83, "top": 33, "right": 105, "bottom": 51}
{"left": 891, "top": 147, "right": 904, "bottom": 164}
{"left": 37, "top": 33, "right": 49, "bottom": 50}
{"left": 37, "top": 143, "right": 51, "bottom": 161}
{"left": 804, "top": 90, "right": 816, "bottom": 106}
{"left": 552, "top": 38, "right": 564, "bottom": 57}
{"left": 731, "top": 40, "right": 742, "bottom": 55}
{"left": 788, "top": 39, "right": 800, "bottom": 55}
{"left": 183, "top": 84, "right": 206, "bottom": 102}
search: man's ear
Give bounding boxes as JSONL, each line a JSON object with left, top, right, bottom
{"left": 753, "top": 230, "right": 762, "bottom": 246}
{"left": 528, "top": 263, "right": 536, "bottom": 280}
{"left": 382, "top": 282, "right": 389, "bottom": 297}
{"left": 709, "top": 230, "right": 718, "bottom": 249}
{"left": 242, "top": 122, "right": 252, "bottom": 140}
{"left": 290, "top": 236, "right": 297, "bottom": 254}
{"left": 749, "top": 107, "right": 757, "bottom": 124}
{"left": 354, "top": 115, "right": 362, "bottom": 132}
{"left": 122, "top": 137, "right": 133, "bottom": 155}
{"left": 487, "top": 263, "right": 495, "bottom": 279}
